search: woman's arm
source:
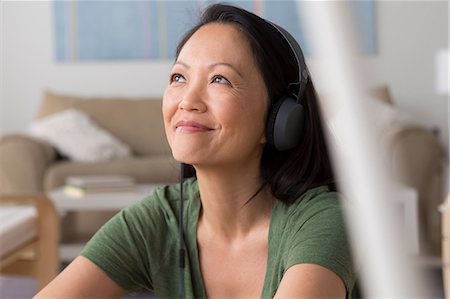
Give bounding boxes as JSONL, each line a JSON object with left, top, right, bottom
{"left": 274, "top": 263, "right": 346, "bottom": 298}
{"left": 33, "top": 256, "right": 125, "bottom": 299}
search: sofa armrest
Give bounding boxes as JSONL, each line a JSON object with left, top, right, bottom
{"left": 0, "top": 134, "right": 58, "bottom": 194}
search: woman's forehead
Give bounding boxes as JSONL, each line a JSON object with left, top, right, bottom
{"left": 177, "top": 23, "right": 255, "bottom": 70}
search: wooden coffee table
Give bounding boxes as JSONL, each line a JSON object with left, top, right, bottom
{"left": 47, "top": 184, "right": 165, "bottom": 262}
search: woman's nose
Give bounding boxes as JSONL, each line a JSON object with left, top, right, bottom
{"left": 178, "top": 84, "right": 207, "bottom": 113}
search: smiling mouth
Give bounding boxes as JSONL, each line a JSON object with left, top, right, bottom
{"left": 175, "top": 120, "right": 213, "bottom": 133}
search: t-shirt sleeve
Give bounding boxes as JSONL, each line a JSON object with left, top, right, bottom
{"left": 80, "top": 192, "right": 164, "bottom": 293}
{"left": 284, "top": 192, "right": 355, "bottom": 294}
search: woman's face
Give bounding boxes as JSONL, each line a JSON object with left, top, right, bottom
{"left": 163, "top": 23, "right": 268, "bottom": 168}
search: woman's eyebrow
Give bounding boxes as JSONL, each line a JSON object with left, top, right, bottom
{"left": 174, "top": 60, "right": 244, "bottom": 78}
{"left": 208, "top": 62, "right": 244, "bottom": 78}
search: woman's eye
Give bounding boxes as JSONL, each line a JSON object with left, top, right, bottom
{"left": 170, "top": 73, "right": 185, "bottom": 83}
{"left": 212, "top": 75, "right": 231, "bottom": 85}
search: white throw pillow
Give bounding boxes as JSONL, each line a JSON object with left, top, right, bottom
{"left": 28, "top": 109, "right": 132, "bottom": 162}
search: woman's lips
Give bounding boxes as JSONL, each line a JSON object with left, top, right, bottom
{"left": 175, "top": 120, "right": 213, "bottom": 133}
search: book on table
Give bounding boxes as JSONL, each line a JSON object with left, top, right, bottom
{"left": 64, "top": 175, "right": 137, "bottom": 198}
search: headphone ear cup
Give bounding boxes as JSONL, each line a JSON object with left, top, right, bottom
{"left": 266, "top": 98, "right": 285, "bottom": 146}
{"left": 266, "top": 96, "right": 305, "bottom": 151}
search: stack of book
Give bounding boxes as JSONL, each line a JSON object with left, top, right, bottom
{"left": 63, "top": 175, "right": 136, "bottom": 198}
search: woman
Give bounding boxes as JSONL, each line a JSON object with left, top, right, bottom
{"left": 35, "top": 4, "right": 354, "bottom": 298}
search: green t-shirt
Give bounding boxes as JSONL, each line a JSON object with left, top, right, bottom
{"left": 81, "top": 178, "right": 355, "bottom": 298}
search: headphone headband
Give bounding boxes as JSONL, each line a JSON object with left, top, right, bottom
{"left": 268, "top": 22, "right": 309, "bottom": 101}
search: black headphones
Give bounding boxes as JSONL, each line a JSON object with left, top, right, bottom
{"left": 266, "top": 22, "right": 309, "bottom": 151}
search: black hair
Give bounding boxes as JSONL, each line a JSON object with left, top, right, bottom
{"left": 176, "top": 3, "right": 335, "bottom": 203}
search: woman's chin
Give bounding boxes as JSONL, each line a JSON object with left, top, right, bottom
{"left": 171, "top": 151, "right": 202, "bottom": 166}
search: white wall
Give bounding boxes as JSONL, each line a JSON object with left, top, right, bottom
{"left": 1, "top": 1, "right": 448, "bottom": 152}
{"left": 371, "top": 0, "right": 448, "bottom": 148}
{"left": 1, "top": 1, "right": 174, "bottom": 136}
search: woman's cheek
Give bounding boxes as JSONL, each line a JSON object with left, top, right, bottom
{"left": 162, "top": 91, "right": 177, "bottom": 144}
{"left": 162, "top": 89, "right": 177, "bottom": 118}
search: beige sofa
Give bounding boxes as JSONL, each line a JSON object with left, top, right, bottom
{"left": 0, "top": 91, "right": 179, "bottom": 194}
{"left": 0, "top": 88, "right": 445, "bottom": 256}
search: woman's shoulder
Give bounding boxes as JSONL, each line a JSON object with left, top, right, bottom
{"left": 269, "top": 185, "right": 355, "bottom": 294}
{"left": 271, "top": 185, "right": 346, "bottom": 243}
{"left": 278, "top": 185, "right": 341, "bottom": 218}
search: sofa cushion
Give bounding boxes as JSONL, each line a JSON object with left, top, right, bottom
{"left": 37, "top": 91, "right": 171, "bottom": 156}
{"left": 29, "top": 109, "right": 132, "bottom": 162}
{"left": 0, "top": 205, "right": 37, "bottom": 258}
{"left": 44, "top": 155, "right": 179, "bottom": 191}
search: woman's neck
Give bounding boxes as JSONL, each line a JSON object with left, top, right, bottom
{"left": 195, "top": 164, "right": 275, "bottom": 242}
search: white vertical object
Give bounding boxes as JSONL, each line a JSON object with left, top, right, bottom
{"left": 0, "top": 0, "right": 4, "bottom": 135}
{"left": 436, "top": 49, "right": 450, "bottom": 95}
{"left": 435, "top": 46, "right": 449, "bottom": 299}
{"left": 300, "top": 2, "right": 431, "bottom": 297}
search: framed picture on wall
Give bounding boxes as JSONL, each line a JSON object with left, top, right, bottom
{"left": 54, "top": 0, "right": 376, "bottom": 62}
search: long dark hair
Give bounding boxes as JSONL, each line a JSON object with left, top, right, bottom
{"left": 176, "top": 3, "right": 335, "bottom": 203}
